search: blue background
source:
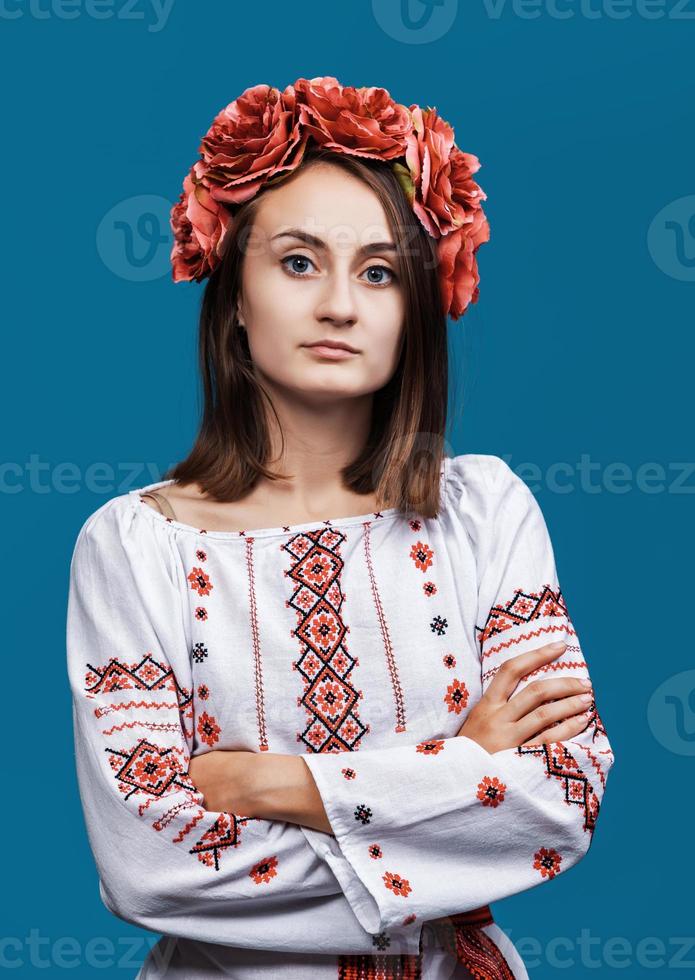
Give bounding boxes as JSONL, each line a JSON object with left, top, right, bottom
{"left": 4, "top": 0, "right": 692, "bottom": 974}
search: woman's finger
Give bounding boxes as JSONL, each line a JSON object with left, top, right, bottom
{"left": 519, "top": 709, "right": 591, "bottom": 748}
{"left": 484, "top": 641, "right": 567, "bottom": 705}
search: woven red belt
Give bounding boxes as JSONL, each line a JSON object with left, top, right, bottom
{"left": 428, "top": 905, "right": 516, "bottom": 980}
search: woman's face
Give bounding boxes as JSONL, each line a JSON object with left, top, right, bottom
{"left": 236, "top": 162, "right": 405, "bottom": 404}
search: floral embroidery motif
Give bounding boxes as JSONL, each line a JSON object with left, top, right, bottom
{"left": 444, "top": 678, "right": 469, "bottom": 714}
{"left": 249, "top": 855, "right": 279, "bottom": 885}
{"left": 195, "top": 549, "right": 207, "bottom": 562}
{"left": 443, "top": 653, "right": 456, "bottom": 669}
{"left": 416, "top": 739, "right": 445, "bottom": 755}
{"left": 423, "top": 581, "right": 437, "bottom": 597}
{"left": 192, "top": 642, "right": 208, "bottom": 664}
{"left": 196, "top": 710, "right": 221, "bottom": 747}
{"left": 341, "top": 767, "right": 356, "bottom": 780}
{"left": 410, "top": 541, "right": 433, "bottom": 572}
{"left": 533, "top": 846, "right": 562, "bottom": 879}
{"left": 354, "top": 803, "right": 372, "bottom": 825}
{"left": 368, "top": 844, "right": 383, "bottom": 859}
{"left": 189, "top": 812, "right": 252, "bottom": 871}
{"left": 383, "top": 871, "right": 412, "bottom": 898}
{"left": 477, "top": 584, "right": 567, "bottom": 649}
{"left": 194, "top": 607, "right": 208, "bottom": 622}
{"left": 518, "top": 741, "right": 599, "bottom": 833}
{"left": 106, "top": 738, "right": 194, "bottom": 802}
{"left": 197, "top": 684, "right": 210, "bottom": 700}
{"left": 408, "top": 519, "right": 422, "bottom": 532}
{"left": 430, "top": 615, "right": 448, "bottom": 636}
{"left": 477, "top": 775, "right": 507, "bottom": 807}
{"left": 188, "top": 566, "right": 213, "bottom": 597}
{"left": 283, "top": 527, "right": 369, "bottom": 753}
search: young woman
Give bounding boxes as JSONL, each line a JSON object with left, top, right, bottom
{"left": 66, "top": 77, "right": 614, "bottom": 979}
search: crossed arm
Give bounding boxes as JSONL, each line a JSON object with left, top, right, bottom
{"left": 188, "top": 749, "right": 333, "bottom": 833}
{"left": 187, "top": 639, "right": 592, "bottom": 837}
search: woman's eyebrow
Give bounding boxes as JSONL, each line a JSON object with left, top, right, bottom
{"left": 270, "top": 228, "right": 397, "bottom": 256}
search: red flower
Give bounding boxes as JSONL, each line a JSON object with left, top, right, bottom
{"left": 477, "top": 775, "right": 507, "bottom": 807}
{"left": 410, "top": 541, "right": 434, "bottom": 572}
{"left": 197, "top": 711, "right": 221, "bottom": 747}
{"left": 533, "top": 846, "right": 563, "bottom": 879}
{"left": 188, "top": 566, "right": 213, "bottom": 596}
{"left": 383, "top": 871, "right": 412, "bottom": 898}
{"left": 293, "top": 75, "right": 412, "bottom": 159}
{"left": 200, "top": 84, "right": 306, "bottom": 206}
{"left": 249, "top": 855, "right": 279, "bottom": 884}
{"left": 170, "top": 166, "right": 231, "bottom": 283}
{"left": 416, "top": 739, "right": 445, "bottom": 755}
{"left": 444, "top": 678, "right": 470, "bottom": 714}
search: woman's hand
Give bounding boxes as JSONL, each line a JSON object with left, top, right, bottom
{"left": 457, "top": 641, "right": 594, "bottom": 753}
{"left": 187, "top": 749, "right": 262, "bottom": 815}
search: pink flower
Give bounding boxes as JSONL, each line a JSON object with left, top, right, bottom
{"left": 293, "top": 75, "right": 412, "bottom": 160}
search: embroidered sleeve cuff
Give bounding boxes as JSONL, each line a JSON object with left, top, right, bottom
{"left": 300, "top": 735, "right": 498, "bottom": 933}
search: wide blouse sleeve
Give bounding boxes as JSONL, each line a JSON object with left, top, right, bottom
{"left": 65, "top": 495, "right": 382, "bottom": 952}
{"left": 299, "top": 455, "right": 615, "bottom": 935}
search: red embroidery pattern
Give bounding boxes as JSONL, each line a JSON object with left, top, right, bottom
{"left": 363, "top": 521, "right": 407, "bottom": 733}
{"left": 337, "top": 951, "right": 423, "bottom": 978}
{"left": 105, "top": 738, "right": 194, "bottom": 804}
{"left": 341, "top": 767, "right": 356, "bottom": 779}
{"left": 383, "top": 871, "right": 412, "bottom": 898}
{"left": 409, "top": 541, "right": 433, "bottom": 572}
{"left": 283, "top": 527, "right": 369, "bottom": 753}
{"left": 483, "top": 655, "right": 586, "bottom": 684}
{"left": 444, "top": 677, "right": 469, "bottom": 714}
{"left": 438, "top": 906, "right": 516, "bottom": 980}
{"left": 517, "top": 741, "right": 599, "bottom": 833}
{"left": 85, "top": 654, "right": 192, "bottom": 728}
{"left": 337, "top": 906, "right": 513, "bottom": 979}
{"left": 245, "top": 537, "right": 269, "bottom": 752}
{"left": 249, "top": 855, "right": 279, "bottom": 884}
{"left": 476, "top": 584, "right": 568, "bottom": 651}
{"left": 482, "top": 623, "right": 577, "bottom": 663}
{"left": 196, "top": 710, "right": 221, "bottom": 747}
{"left": 189, "top": 811, "right": 254, "bottom": 871}
{"left": 533, "top": 846, "right": 562, "bottom": 879}
{"left": 477, "top": 775, "right": 507, "bottom": 807}
{"left": 368, "top": 844, "right": 383, "bottom": 859}
{"left": 187, "top": 565, "right": 213, "bottom": 597}
{"left": 443, "top": 653, "right": 456, "bottom": 668}
{"left": 415, "top": 739, "right": 445, "bottom": 755}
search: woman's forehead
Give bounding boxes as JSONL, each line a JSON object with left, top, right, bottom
{"left": 252, "top": 166, "right": 393, "bottom": 248}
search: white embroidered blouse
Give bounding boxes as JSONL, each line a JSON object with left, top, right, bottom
{"left": 66, "top": 454, "right": 615, "bottom": 979}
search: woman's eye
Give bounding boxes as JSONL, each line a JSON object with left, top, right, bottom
{"left": 280, "top": 256, "right": 397, "bottom": 287}
{"left": 361, "top": 265, "right": 396, "bottom": 287}
{"left": 281, "top": 254, "right": 317, "bottom": 277}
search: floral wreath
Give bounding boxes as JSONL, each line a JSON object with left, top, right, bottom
{"left": 170, "top": 75, "right": 490, "bottom": 321}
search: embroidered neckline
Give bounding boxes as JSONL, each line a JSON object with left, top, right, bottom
{"left": 130, "top": 470, "right": 448, "bottom": 540}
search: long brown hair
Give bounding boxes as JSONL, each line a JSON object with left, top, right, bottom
{"left": 165, "top": 143, "right": 450, "bottom": 518}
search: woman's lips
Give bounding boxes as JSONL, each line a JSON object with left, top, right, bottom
{"left": 303, "top": 345, "right": 359, "bottom": 360}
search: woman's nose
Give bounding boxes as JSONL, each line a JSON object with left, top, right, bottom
{"left": 314, "top": 268, "right": 358, "bottom": 325}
